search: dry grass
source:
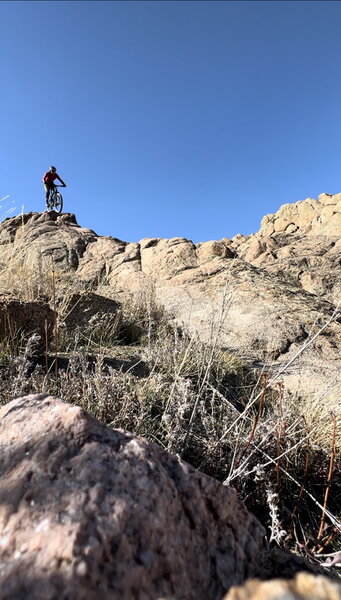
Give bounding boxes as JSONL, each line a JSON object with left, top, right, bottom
{"left": 0, "top": 195, "right": 16, "bottom": 221}
{"left": 0, "top": 269, "right": 340, "bottom": 570}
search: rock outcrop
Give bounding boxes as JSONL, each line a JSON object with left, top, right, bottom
{"left": 0, "top": 394, "right": 265, "bottom": 600}
{"left": 259, "top": 193, "right": 341, "bottom": 237}
{"left": 61, "top": 292, "right": 120, "bottom": 331}
{"left": 234, "top": 193, "right": 341, "bottom": 305}
{"left": 0, "top": 211, "right": 97, "bottom": 274}
{"left": 0, "top": 294, "right": 54, "bottom": 353}
{"left": 0, "top": 194, "right": 340, "bottom": 414}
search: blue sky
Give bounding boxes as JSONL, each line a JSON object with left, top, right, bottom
{"left": 1, "top": 1, "right": 341, "bottom": 242}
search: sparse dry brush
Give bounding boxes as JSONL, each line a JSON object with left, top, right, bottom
{"left": 0, "top": 271, "right": 340, "bottom": 571}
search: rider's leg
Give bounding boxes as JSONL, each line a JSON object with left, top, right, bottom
{"left": 44, "top": 184, "right": 51, "bottom": 204}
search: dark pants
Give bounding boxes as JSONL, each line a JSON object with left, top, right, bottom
{"left": 44, "top": 183, "right": 56, "bottom": 202}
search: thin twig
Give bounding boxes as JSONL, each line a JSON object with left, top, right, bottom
{"left": 316, "top": 411, "right": 337, "bottom": 543}
{"left": 290, "top": 419, "right": 311, "bottom": 530}
{"left": 276, "top": 381, "right": 284, "bottom": 490}
{"left": 234, "top": 374, "right": 267, "bottom": 471}
{"left": 51, "top": 268, "right": 58, "bottom": 382}
{"left": 240, "top": 440, "right": 341, "bottom": 534}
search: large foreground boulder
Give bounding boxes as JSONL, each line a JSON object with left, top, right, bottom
{"left": 0, "top": 394, "right": 265, "bottom": 600}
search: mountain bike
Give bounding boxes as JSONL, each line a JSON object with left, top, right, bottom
{"left": 46, "top": 185, "right": 64, "bottom": 214}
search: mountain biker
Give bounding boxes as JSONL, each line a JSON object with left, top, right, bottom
{"left": 42, "top": 166, "right": 66, "bottom": 206}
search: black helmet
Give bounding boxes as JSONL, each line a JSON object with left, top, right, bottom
{"left": 50, "top": 166, "right": 57, "bottom": 172}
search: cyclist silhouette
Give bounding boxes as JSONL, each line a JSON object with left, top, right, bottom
{"left": 42, "top": 166, "right": 66, "bottom": 206}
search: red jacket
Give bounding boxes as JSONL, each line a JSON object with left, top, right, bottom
{"left": 42, "top": 171, "right": 63, "bottom": 185}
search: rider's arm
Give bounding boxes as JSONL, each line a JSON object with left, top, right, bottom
{"left": 56, "top": 175, "right": 66, "bottom": 187}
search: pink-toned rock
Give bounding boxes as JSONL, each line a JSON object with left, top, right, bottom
{"left": 224, "top": 572, "right": 341, "bottom": 600}
{"left": 0, "top": 394, "right": 265, "bottom": 600}
{"left": 196, "top": 240, "right": 236, "bottom": 263}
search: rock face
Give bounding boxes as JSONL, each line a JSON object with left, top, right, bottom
{"left": 224, "top": 572, "right": 341, "bottom": 600}
{"left": 0, "top": 194, "right": 340, "bottom": 412}
{"left": 0, "top": 294, "right": 54, "bottom": 353}
{"left": 0, "top": 394, "right": 265, "bottom": 600}
{"left": 234, "top": 193, "right": 341, "bottom": 305}
{"left": 259, "top": 193, "right": 341, "bottom": 237}
{"left": 0, "top": 211, "right": 97, "bottom": 274}
{"left": 61, "top": 292, "right": 120, "bottom": 331}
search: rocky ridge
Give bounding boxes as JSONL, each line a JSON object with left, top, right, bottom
{"left": 0, "top": 193, "right": 339, "bottom": 413}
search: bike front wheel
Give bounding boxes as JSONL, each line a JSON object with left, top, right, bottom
{"left": 53, "top": 192, "right": 63, "bottom": 213}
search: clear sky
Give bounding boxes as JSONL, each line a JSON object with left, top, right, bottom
{"left": 1, "top": 1, "right": 341, "bottom": 243}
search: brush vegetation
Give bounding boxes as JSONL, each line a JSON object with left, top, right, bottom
{"left": 0, "top": 266, "right": 340, "bottom": 574}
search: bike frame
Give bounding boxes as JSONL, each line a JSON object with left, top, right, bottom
{"left": 46, "top": 185, "right": 65, "bottom": 213}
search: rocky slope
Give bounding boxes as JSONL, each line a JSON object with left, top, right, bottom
{"left": 0, "top": 193, "right": 339, "bottom": 413}
{"left": 0, "top": 196, "right": 341, "bottom": 599}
